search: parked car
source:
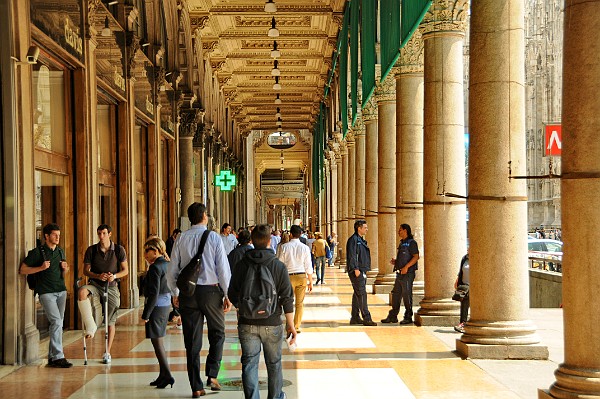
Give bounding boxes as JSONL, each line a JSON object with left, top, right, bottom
{"left": 528, "top": 239, "right": 562, "bottom": 272}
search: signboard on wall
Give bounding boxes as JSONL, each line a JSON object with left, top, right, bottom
{"left": 545, "top": 124, "right": 562, "bottom": 156}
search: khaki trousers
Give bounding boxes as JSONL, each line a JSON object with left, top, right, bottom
{"left": 289, "top": 274, "right": 307, "bottom": 330}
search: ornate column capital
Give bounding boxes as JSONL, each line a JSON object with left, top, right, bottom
{"left": 420, "top": 0, "right": 469, "bottom": 35}
{"left": 353, "top": 117, "right": 366, "bottom": 136}
{"left": 345, "top": 132, "right": 355, "bottom": 144}
{"left": 179, "top": 108, "right": 203, "bottom": 138}
{"left": 396, "top": 29, "right": 424, "bottom": 75}
{"left": 362, "top": 96, "right": 379, "bottom": 121}
{"left": 375, "top": 71, "right": 397, "bottom": 103}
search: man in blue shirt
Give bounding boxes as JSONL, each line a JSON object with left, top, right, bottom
{"left": 167, "top": 203, "right": 232, "bottom": 397}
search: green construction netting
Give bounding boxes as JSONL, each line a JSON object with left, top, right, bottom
{"left": 360, "top": 0, "right": 376, "bottom": 107}
{"left": 339, "top": 2, "right": 350, "bottom": 138}
{"left": 350, "top": 0, "right": 359, "bottom": 126}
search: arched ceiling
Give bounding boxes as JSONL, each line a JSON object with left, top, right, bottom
{"left": 187, "top": 0, "right": 345, "bottom": 132}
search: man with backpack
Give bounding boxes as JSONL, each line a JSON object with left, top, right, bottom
{"left": 381, "top": 223, "right": 420, "bottom": 325}
{"left": 228, "top": 224, "right": 296, "bottom": 399}
{"left": 19, "top": 223, "right": 72, "bottom": 368}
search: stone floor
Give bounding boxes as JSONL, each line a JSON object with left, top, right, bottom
{"left": 0, "top": 267, "right": 563, "bottom": 398}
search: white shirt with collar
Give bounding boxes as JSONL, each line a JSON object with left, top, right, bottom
{"left": 276, "top": 238, "right": 313, "bottom": 275}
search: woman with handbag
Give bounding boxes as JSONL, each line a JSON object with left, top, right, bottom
{"left": 142, "top": 236, "right": 174, "bottom": 388}
{"left": 454, "top": 250, "right": 470, "bottom": 333}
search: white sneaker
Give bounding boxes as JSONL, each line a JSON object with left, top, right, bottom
{"left": 102, "top": 353, "right": 111, "bottom": 364}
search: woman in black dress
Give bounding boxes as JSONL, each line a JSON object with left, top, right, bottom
{"left": 142, "top": 236, "right": 174, "bottom": 388}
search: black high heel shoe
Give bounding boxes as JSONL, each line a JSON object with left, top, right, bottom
{"left": 155, "top": 376, "right": 175, "bottom": 389}
{"left": 150, "top": 376, "right": 162, "bottom": 386}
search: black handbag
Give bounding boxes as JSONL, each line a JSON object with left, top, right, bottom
{"left": 452, "top": 284, "right": 469, "bottom": 301}
{"left": 176, "top": 230, "right": 210, "bottom": 297}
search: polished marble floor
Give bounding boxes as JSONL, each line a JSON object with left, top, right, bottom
{"left": 0, "top": 267, "right": 562, "bottom": 399}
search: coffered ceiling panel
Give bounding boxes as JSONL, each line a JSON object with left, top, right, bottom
{"left": 187, "top": 0, "right": 345, "bottom": 132}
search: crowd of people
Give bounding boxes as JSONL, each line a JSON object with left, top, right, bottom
{"left": 21, "top": 205, "right": 471, "bottom": 398}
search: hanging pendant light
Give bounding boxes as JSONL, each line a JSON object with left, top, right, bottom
{"left": 268, "top": 17, "right": 279, "bottom": 37}
{"left": 271, "top": 60, "right": 281, "bottom": 76}
{"left": 276, "top": 107, "right": 281, "bottom": 118}
{"left": 264, "top": 0, "right": 277, "bottom": 13}
{"left": 270, "top": 41, "right": 281, "bottom": 58}
{"left": 101, "top": 17, "right": 111, "bottom": 37}
{"left": 273, "top": 76, "right": 281, "bottom": 90}
{"left": 274, "top": 94, "right": 282, "bottom": 104}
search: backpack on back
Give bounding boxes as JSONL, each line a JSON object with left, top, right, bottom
{"left": 238, "top": 259, "right": 278, "bottom": 319}
{"left": 26, "top": 246, "right": 65, "bottom": 291}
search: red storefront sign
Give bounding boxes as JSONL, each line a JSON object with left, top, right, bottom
{"left": 545, "top": 124, "right": 562, "bottom": 156}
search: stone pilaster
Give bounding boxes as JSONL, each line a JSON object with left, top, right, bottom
{"left": 416, "top": 0, "right": 467, "bottom": 326}
{"left": 542, "top": 1, "right": 600, "bottom": 394}
{"left": 396, "top": 31, "right": 425, "bottom": 302}
{"left": 362, "top": 96, "right": 379, "bottom": 279}
{"left": 330, "top": 150, "right": 339, "bottom": 239}
{"left": 374, "top": 72, "right": 397, "bottom": 293}
{"left": 335, "top": 151, "right": 343, "bottom": 261}
{"left": 340, "top": 142, "right": 349, "bottom": 252}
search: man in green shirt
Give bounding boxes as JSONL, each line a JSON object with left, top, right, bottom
{"left": 19, "top": 223, "right": 72, "bottom": 368}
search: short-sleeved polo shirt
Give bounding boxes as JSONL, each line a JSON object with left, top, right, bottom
{"left": 23, "top": 245, "right": 67, "bottom": 295}
{"left": 84, "top": 242, "right": 127, "bottom": 287}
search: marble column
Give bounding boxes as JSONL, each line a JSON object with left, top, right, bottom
{"left": 363, "top": 97, "right": 379, "bottom": 280}
{"left": 541, "top": 2, "right": 600, "bottom": 395}
{"left": 416, "top": 1, "right": 467, "bottom": 326}
{"left": 340, "top": 143, "right": 349, "bottom": 255}
{"left": 330, "top": 151, "right": 339, "bottom": 239}
{"left": 457, "top": 0, "right": 548, "bottom": 360}
{"left": 336, "top": 153, "right": 343, "bottom": 262}
{"left": 178, "top": 108, "right": 201, "bottom": 217}
{"left": 347, "top": 134, "right": 356, "bottom": 221}
{"left": 355, "top": 120, "right": 366, "bottom": 220}
{"left": 374, "top": 73, "right": 397, "bottom": 293}
{"left": 396, "top": 32, "right": 425, "bottom": 301}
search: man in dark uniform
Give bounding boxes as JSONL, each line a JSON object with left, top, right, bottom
{"left": 20, "top": 223, "right": 72, "bottom": 368}
{"left": 77, "top": 224, "right": 129, "bottom": 364}
{"left": 346, "top": 219, "right": 377, "bottom": 326}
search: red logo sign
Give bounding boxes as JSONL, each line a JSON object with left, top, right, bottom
{"left": 545, "top": 124, "right": 562, "bottom": 156}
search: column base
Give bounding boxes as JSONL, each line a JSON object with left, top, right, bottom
{"left": 129, "top": 287, "right": 140, "bottom": 308}
{"left": 373, "top": 283, "right": 394, "bottom": 294}
{"left": 456, "top": 340, "right": 549, "bottom": 360}
{"left": 538, "top": 364, "right": 600, "bottom": 398}
{"left": 366, "top": 277, "right": 377, "bottom": 286}
{"left": 415, "top": 314, "right": 459, "bottom": 327}
{"left": 21, "top": 324, "right": 40, "bottom": 364}
{"left": 537, "top": 389, "right": 551, "bottom": 399}
{"left": 412, "top": 281, "right": 425, "bottom": 305}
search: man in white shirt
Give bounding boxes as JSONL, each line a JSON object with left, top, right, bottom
{"left": 277, "top": 225, "right": 313, "bottom": 332}
{"left": 220, "top": 223, "right": 238, "bottom": 255}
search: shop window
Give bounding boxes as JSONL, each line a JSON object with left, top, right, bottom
{"left": 97, "top": 102, "right": 117, "bottom": 230}
{"left": 32, "top": 65, "right": 66, "bottom": 153}
{"left": 134, "top": 124, "right": 149, "bottom": 274}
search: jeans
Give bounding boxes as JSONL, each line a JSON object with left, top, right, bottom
{"left": 388, "top": 271, "right": 416, "bottom": 320}
{"left": 179, "top": 285, "right": 225, "bottom": 391}
{"left": 314, "top": 256, "right": 326, "bottom": 282}
{"left": 38, "top": 291, "right": 67, "bottom": 361}
{"left": 348, "top": 271, "right": 371, "bottom": 321}
{"left": 460, "top": 290, "right": 470, "bottom": 323}
{"left": 238, "top": 323, "right": 286, "bottom": 399}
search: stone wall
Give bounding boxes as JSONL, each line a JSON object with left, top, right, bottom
{"left": 529, "top": 269, "right": 562, "bottom": 308}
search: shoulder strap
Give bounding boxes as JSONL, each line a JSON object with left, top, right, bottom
{"left": 194, "top": 230, "right": 211, "bottom": 262}
{"left": 38, "top": 246, "right": 48, "bottom": 263}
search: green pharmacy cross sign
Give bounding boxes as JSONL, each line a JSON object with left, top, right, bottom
{"left": 215, "top": 170, "right": 236, "bottom": 191}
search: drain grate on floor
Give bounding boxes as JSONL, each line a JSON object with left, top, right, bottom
{"left": 218, "top": 378, "right": 292, "bottom": 391}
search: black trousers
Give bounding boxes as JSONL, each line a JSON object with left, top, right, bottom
{"left": 179, "top": 285, "right": 225, "bottom": 392}
{"left": 388, "top": 271, "right": 416, "bottom": 320}
{"left": 348, "top": 271, "right": 371, "bottom": 321}
{"left": 460, "top": 290, "right": 470, "bottom": 323}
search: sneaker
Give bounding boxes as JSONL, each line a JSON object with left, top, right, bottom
{"left": 454, "top": 323, "right": 465, "bottom": 333}
{"left": 102, "top": 353, "right": 112, "bottom": 364}
{"left": 381, "top": 317, "right": 399, "bottom": 324}
{"left": 399, "top": 319, "right": 413, "bottom": 325}
{"left": 48, "top": 358, "right": 73, "bottom": 368}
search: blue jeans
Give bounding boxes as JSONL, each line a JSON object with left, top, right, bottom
{"left": 38, "top": 291, "right": 67, "bottom": 361}
{"left": 315, "top": 256, "right": 326, "bottom": 282}
{"left": 238, "top": 324, "right": 286, "bottom": 399}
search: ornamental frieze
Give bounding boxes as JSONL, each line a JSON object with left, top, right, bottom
{"left": 375, "top": 72, "right": 396, "bottom": 102}
{"left": 420, "top": 0, "right": 469, "bottom": 35}
{"left": 396, "top": 29, "right": 424, "bottom": 74}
